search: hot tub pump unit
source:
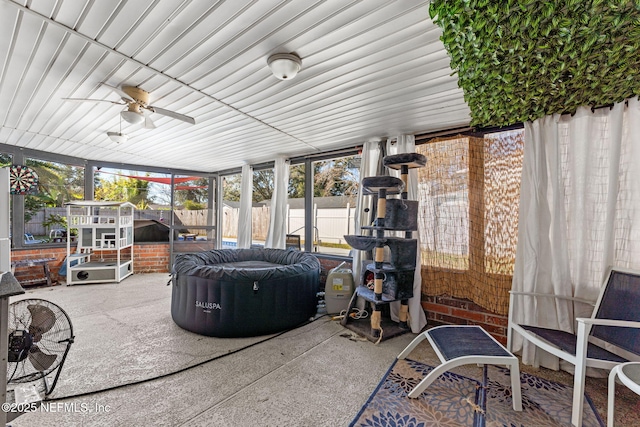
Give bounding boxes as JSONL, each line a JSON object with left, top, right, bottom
{"left": 324, "top": 262, "right": 354, "bottom": 314}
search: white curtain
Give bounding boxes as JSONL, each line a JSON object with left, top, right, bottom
{"left": 352, "top": 140, "right": 382, "bottom": 287}
{"left": 512, "top": 98, "right": 640, "bottom": 368}
{"left": 265, "top": 157, "right": 290, "bottom": 249}
{"left": 386, "top": 134, "right": 428, "bottom": 334}
{"left": 237, "top": 164, "right": 253, "bottom": 249}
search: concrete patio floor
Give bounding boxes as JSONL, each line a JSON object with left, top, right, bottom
{"left": 7, "top": 273, "right": 639, "bottom": 426}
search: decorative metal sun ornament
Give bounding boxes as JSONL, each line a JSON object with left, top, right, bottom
{"left": 9, "top": 165, "right": 39, "bottom": 195}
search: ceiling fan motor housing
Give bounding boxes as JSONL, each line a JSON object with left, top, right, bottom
{"left": 122, "top": 85, "right": 150, "bottom": 107}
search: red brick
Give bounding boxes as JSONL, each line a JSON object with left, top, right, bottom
{"left": 451, "top": 308, "right": 486, "bottom": 322}
{"left": 480, "top": 323, "right": 506, "bottom": 336}
{"left": 486, "top": 315, "right": 509, "bottom": 327}
{"left": 423, "top": 302, "right": 450, "bottom": 315}
{"left": 433, "top": 313, "right": 467, "bottom": 325}
{"left": 492, "top": 335, "right": 507, "bottom": 345}
{"left": 421, "top": 295, "right": 508, "bottom": 343}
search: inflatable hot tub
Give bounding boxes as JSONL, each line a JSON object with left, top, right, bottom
{"left": 171, "top": 248, "right": 320, "bottom": 337}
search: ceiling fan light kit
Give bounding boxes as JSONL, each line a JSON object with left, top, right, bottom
{"left": 120, "top": 110, "right": 145, "bottom": 125}
{"left": 107, "top": 132, "right": 128, "bottom": 144}
{"left": 108, "top": 112, "right": 129, "bottom": 143}
{"left": 267, "top": 53, "right": 302, "bottom": 80}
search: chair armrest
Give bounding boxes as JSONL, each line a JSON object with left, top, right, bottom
{"left": 576, "top": 318, "right": 640, "bottom": 328}
{"left": 509, "top": 291, "right": 594, "bottom": 306}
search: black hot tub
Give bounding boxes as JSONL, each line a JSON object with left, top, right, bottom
{"left": 171, "top": 248, "right": 320, "bottom": 337}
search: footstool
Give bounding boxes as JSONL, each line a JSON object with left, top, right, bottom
{"left": 398, "top": 325, "right": 523, "bottom": 411}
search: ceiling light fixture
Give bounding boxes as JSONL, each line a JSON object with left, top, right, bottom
{"left": 107, "top": 115, "right": 128, "bottom": 143}
{"left": 107, "top": 132, "right": 128, "bottom": 144}
{"left": 120, "top": 103, "right": 145, "bottom": 125}
{"left": 267, "top": 53, "right": 302, "bottom": 80}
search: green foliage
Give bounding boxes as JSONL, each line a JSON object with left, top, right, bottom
{"left": 253, "top": 170, "right": 274, "bottom": 203}
{"left": 223, "top": 171, "right": 277, "bottom": 203}
{"left": 26, "top": 159, "right": 84, "bottom": 206}
{"left": 429, "top": 0, "right": 640, "bottom": 126}
{"left": 222, "top": 175, "right": 241, "bottom": 202}
{"left": 19, "top": 159, "right": 84, "bottom": 222}
{"left": 0, "top": 153, "right": 11, "bottom": 167}
{"left": 174, "top": 177, "right": 209, "bottom": 205}
{"left": 288, "top": 164, "right": 305, "bottom": 198}
{"left": 95, "top": 174, "right": 152, "bottom": 205}
{"left": 42, "top": 214, "right": 76, "bottom": 237}
{"left": 42, "top": 213, "right": 67, "bottom": 230}
{"left": 183, "top": 199, "right": 205, "bottom": 210}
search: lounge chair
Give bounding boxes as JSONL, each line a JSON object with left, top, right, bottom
{"left": 24, "top": 233, "right": 45, "bottom": 244}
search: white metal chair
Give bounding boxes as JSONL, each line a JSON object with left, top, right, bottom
{"left": 508, "top": 266, "right": 640, "bottom": 426}
{"left": 608, "top": 362, "right": 640, "bottom": 427}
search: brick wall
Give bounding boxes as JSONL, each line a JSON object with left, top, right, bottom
{"left": 10, "top": 247, "right": 67, "bottom": 285}
{"left": 422, "top": 295, "right": 509, "bottom": 344}
{"left": 10, "top": 248, "right": 507, "bottom": 344}
{"left": 10, "top": 243, "right": 170, "bottom": 284}
{"left": 132, "top": 244, "right": 170, "bottom": 273}
{"left": 10, "top": 248, "right": 349, "bottom": 286}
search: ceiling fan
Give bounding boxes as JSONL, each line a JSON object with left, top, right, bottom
{"left": 63, "top": 84, "right": 196, "bottom": 129}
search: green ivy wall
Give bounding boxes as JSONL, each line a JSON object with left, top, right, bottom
{"left": 429, "top": 0, "right": 640, "bottom": 126}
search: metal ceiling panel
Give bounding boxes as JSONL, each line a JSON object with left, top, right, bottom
{"left": 0, "top": 0, "right": 470, "bottom": 173}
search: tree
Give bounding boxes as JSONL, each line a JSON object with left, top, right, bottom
{"left": 222, "top": 172, "right": 273, "bottom": 203}
{"left": 222, "top": 155, "right": 359, "bottom": 203}
{"left": 313, "top": 157, "right": 359, "bottom": 197}
{"left": 174, "top": 177, "right": 209, "bottom": 206}
{"left": 95, "top": 174, "right": 152, "bottom": 205}
{"left": 222, "top": 174, "right": 241, "bottom": 202}
{"left": 20, "top": 159, "right": 85, "bottom": 223}
{"left": 288, "top": 164, "right": 305, "bottom": 198}
{"left": 26, "top": 159, "right": 84, "bottom": 206}
{"left": 253, "top": 170, "right": 274, "bottom": 203}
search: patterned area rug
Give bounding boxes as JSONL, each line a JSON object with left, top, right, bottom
{"left": 351, "top": 359, "right": 604, "bottom": 427}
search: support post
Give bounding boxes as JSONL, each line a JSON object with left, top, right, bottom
{"left": 399, "top": 163, "right": 410, "bottom": 329}
{"left": 371, "top": 188, "right": 387, "bottom": 337}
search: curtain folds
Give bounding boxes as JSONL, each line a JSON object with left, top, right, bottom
{"left": 512, "top": 98, "right": 640, "bottom": 368}
{"left": 352, "top": 140, "right": 382, "bottom": 287}
{"left": 265, "top": 157, "right": 290, "bottom": 249}
{"left": 237, "top": 164, "right": 253, "bottom": 249}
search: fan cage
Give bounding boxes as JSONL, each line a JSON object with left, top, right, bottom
{"left": 7, "top": 299, "right": 74, "bottom": 390}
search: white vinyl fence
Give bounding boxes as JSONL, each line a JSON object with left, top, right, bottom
{"left": 223, "top": 204, "right": 355, "bottom": 244}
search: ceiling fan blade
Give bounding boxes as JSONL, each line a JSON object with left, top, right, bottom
{"left": 142, "top": 110, "right": 156, "bottom": 129}
{"left": 28, "top": 346, "right": 57, "bottom": 372}
{"left": 27, "top": 304, "right": 56, "bottom": 341}
{"left": 63, "top": 98, "right": 124, "bottom": 105}
{"left": 101, "top": 83, "right": 135, "bottom": 103}
{"left": 148, "top": 105, "right": 196, "bottom": 125}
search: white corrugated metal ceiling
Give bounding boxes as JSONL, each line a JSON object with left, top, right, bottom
{"left": 0, "top": 0, "right": 470, "bottom": 172}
